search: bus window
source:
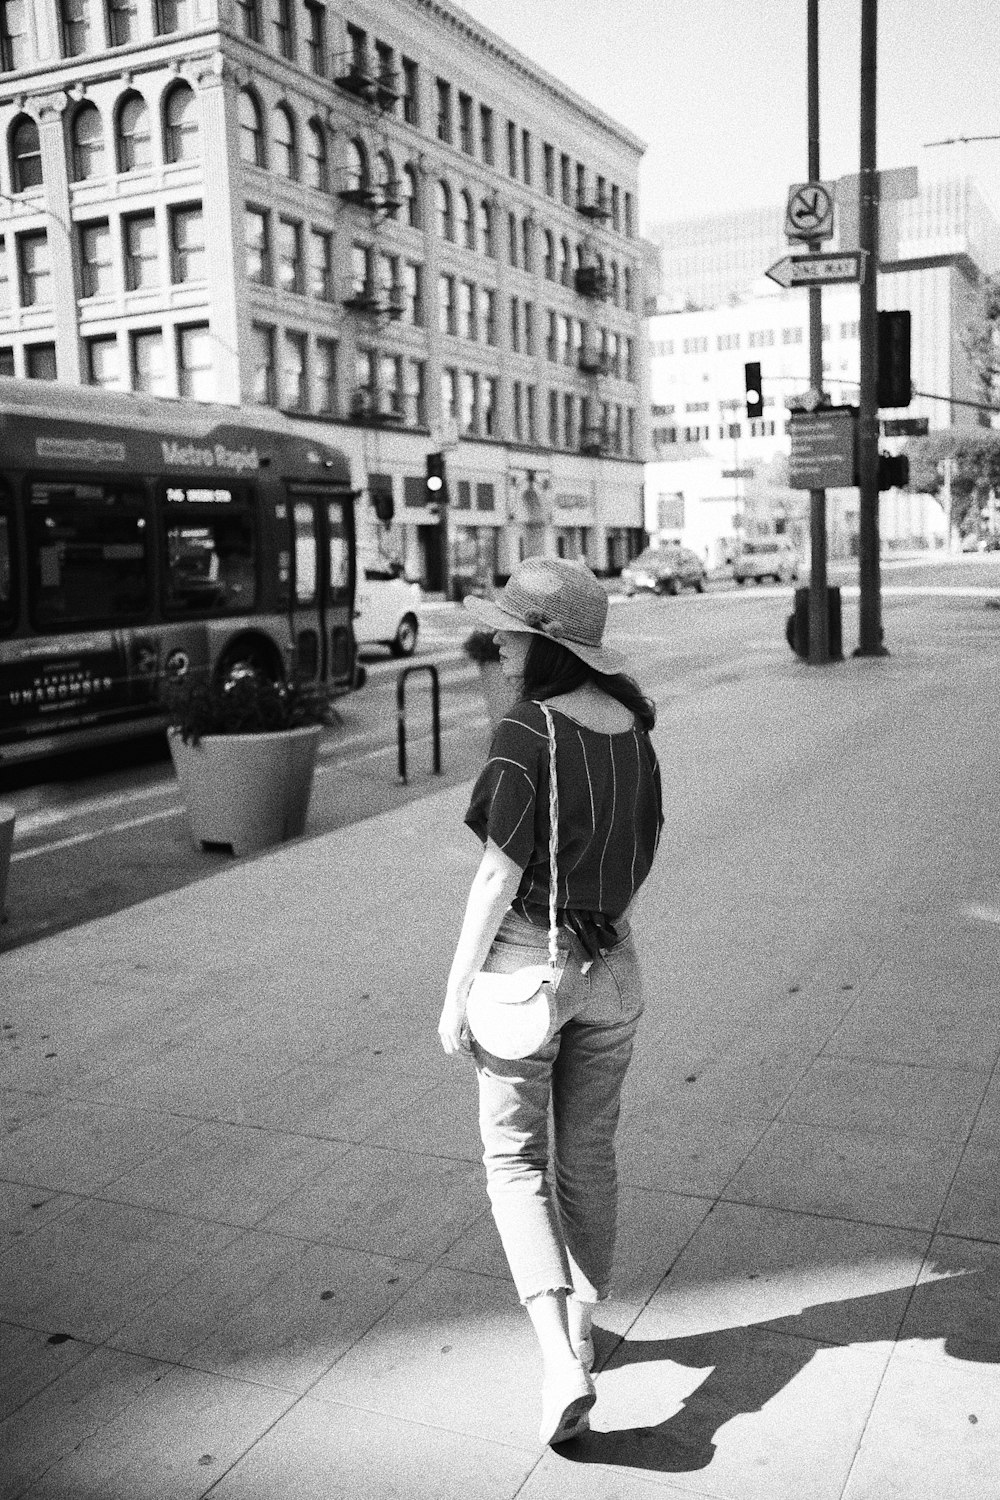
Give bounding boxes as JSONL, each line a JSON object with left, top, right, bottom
{"left": 0, "top": 510, "right": 14, "bottom": 632}
{"left": 327, "top": 500, "right": 350, "bottom": 605}
{"left": 163, "top": 488, "right": 257, "bottom": 614}
{"left": 293, "top": 502, "right": 317, "bottom": 604}
{"left": 27, "top": 481, "right": 150, "bottom": 629}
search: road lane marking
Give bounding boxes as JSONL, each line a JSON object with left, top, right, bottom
{"left": 11, "top": 807, "right": 185, "bottom": 861}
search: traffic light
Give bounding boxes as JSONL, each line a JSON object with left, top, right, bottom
{"left": 370, "top": 476, "right": 394, "bottom": 525}
{"left": 425, "top": 451, "right": 448, "bottom": 506}
{"left": 877, "top": 453, "right": 910, "bottom": 491}
{"left": 877, "top": 310, "right": 911, "bottom": 408}
{"left": 744, "top": 362, "right": 764, "bottom": 420}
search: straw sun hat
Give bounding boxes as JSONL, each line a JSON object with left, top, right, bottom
{"left": 464, "top": 556, "right": 627, "bottom": 676}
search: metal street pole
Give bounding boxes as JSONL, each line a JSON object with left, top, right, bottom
{"left": 856, "top": 0, "right": 887, "bottom": 654}
{"left": 806, "top": 0, "right": 830, "bottom": 663}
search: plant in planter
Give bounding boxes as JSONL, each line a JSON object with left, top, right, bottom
{"left": 462, "top": 628, "right": 515, "bottom": 733}
{"left": 163, "top": 670, "right": 337, "bottom": 857}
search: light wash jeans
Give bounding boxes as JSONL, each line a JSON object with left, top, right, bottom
{"left": 472, "top": 909, "right": 644, "bottom": 1304}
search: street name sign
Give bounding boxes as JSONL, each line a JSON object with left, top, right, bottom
{"left": 882, "top": 417, "right": 929, "bottom": 437}
{"left": 788, "top": 407, "right": 857, "bottom": 490}
{"left": 766, "top": 252, "right": 866, "bottom": 289}
{"left": 785, "top": 181, "right": 836, "bottom": 242}
{"left": 721, "top": 468, "right": 754, "bottom": 479}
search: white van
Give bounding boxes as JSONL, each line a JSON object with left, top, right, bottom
{"left": 354, "top": 557, "right": 422, "bottom": 656}
{"left": 732, "top": 537, "right": 800, "bottom": 585}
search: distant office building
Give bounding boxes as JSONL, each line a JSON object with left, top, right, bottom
{"left": 645, "top": 175, "right": 999, "bottom": 563}
{"left": 0, "top": 0, "right": 652, "bottom": 586}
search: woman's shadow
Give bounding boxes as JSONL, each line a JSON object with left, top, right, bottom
{"left": 559, "top": 1267, "right": 1000, "bottom": 1475}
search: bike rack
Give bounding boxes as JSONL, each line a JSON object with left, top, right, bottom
{"left": 396, "top": 663, "right": 442, "bottom": 785}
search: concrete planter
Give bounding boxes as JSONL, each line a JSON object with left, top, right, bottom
{"left": 476, "top": 660, "right": 515, "bottom": 734}
{"left": 168, "top": 725, "right": 322, "bottom": 857}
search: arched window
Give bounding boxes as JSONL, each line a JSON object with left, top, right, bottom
{"left": 543, "top": 230, "right": 555, "bottom": 280}
{"left": 623, "top": 265, "right": 633, "bottom": 309}
{"left": 376, "top": 150, "right": 398, "bottom": 217}
{"left": 436, "top": 179, "right": 454, "bottom": 241}
{"left": 238, "top": 89, "right": 265, "bottom": 167}
{"left": 521, "top": 217, "right": 532, "bottom": 271}
{"left": 116, "top": 93, "right": 152, "bottom": 173}
{"left": 403, "top": 163, "right": 420, "bottom": 228}
{"left": 272, "top": 104, "right": 298, "bottom": 179}
{"left": 71, "top": 102, "right": 105, "bottom": 182}
{"left": 478, "top": 199, "right": 493, "bottom": 257}
{"left": 163, "top": 82, "right": 199, "bottom": 164}
{"left": 575, "top": 241, "right": 586, "bottom": 270}
{"left": 609, "top": 260, "right": 620, "bottom": 305}
{"left": 344, "top": 137, "right": 369, "bottom": 197}
{"left": 10, "top": 115, "right": 42, "bottom": 192}
{"left": 306, "top": 119, "right": 328, "bottom": 191}
{"left": 559, "top": 236, "right": 571, "bottom": 287}
{"left": 459, "top": 190, "right": 474, "bottom": 250}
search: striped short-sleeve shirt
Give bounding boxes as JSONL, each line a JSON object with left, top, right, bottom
{"left": 465, "top": 697, "right": 664, "bottom": 924}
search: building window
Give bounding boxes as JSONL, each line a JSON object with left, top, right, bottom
{"left": 169, "top": 204, "right": 205, "bottom": 283}
{"left": 305, "top": 1, "right": 326, "bottom": 74}
{"left": 548, "top": 389, "right": 559, "bottom": 446}
{"left": 375, "top": 151, "right": 398, "bottom": 218}
{"left": 610, "top": 184, "right": 620, "bottom": 231}
{"left": 106, "top": 0, "right": 136, "bottom": 46}
{"left": 238, "top": 90, "right": 265, "bottom": 167}
{"left": 507, "top": 212, "right": 518, "bottom": 269}
{"left": 282, "top": 330, "right": 307, "bottom": 409}
{"left": 543, "top": 231, "right": 555, "bottom": 280}
{"left": 305, "top": 119, "right": 328, "bottom": 192}
{"left": 512, "top": 379, "right": 523, "bottom": 441}
{"left": 18, "top": 231, "right": 50, "bottom": 306}
{"left": 401, "top": 56, "right": 418, "bottom": 125}
{"left": 123, "top": 210, "right": 158, "bottom": 289}
{"left": 624, "top": 191, "right": 634, "bottom": 237}
{"left": 117, "top": 94, "right": 152, "bottom": 173}
{"left": 276, "top": 217, "right": 302, "bottom": 294}
{"left": 79, "top": 220, "right": 113, "bottom": 298}
{"left": 403, "top": 260, "right": 422, "bottom": 325}
{"left": 558, "top": 236, "right": 571, "bottom": 287}
{"left": 521, "top": 128, "right": 532, "bottom": 185}
{"left": 10, "top": 115, "right": 41, "bottom": 191}
{"left": 482, "top": 379, "right": 497, "bottom": 438}
{"left": 69, "top": 103, "right": 104, "bottom": 181}
{"left": 345, "top": 137, "right": 369, "bottom": 195}
{"left": 234, "top": 0, "right": 260, "bottom": 40}
{"left": 521, "top": 218, "right": 533, "bottom": 273}
{"left": 86, "top": 334, "right": 122, "bottom": 388}
{"left": 546, "top": 309, "right": 557, "bottom": 362}
{"left": 506, "top": 119, "right": 517, "bottom": 177}
{"left": 436, "top": 179, "right": 454, "bottom": 240}
{"left": 435, "top": 78, "right": 451, "bottom": 143}
{"left": 459, "top": 280, "right": 476, "bottom": 341}
{"left": 271, "top": 0, "right": 294, "bottom": 59}
{"left": 0, "top": 237, "right": 8, "bottom": 314}
{"left": 782, "top": 326, "right": 803, "bottom": 344}
{"left": 510, "top": 296, "right": 520, "bottom": 352}
{"left": 524, "top": 301, "right": 535, "bottom": 355}
{"left": 543, "top": 142, "right": 555, "bottom": 196}
{"left": 0, "top": 346, "right": 13, "bottom": 375}
{"left": 250, "top": 322, "right": 276, "bottom": 404}
{"left": 177, "top": 323, "right": 214, "bottom": 401}
{"left": 459, "top": 191, "right": 475, "bottom": 250}
{"left": 131, "top": 329, "right": 167, "bottom": 393}
{"left": 380, "top": 353, "right": 403, "bottom": 420}
{"left": 60, "top": 0, "right": 92, "bottom": 56}
{"left": 406, "top": 358, "right": 425, "bottom": 425}
{"left": 438, "top": 273, "right": 455, "bottom": 335}
{"left": 441, "top": 366, "right": 457, "bottom": 424}
{"left": 717, "top": 332, "right": 740, "bottom": 351}
{"left": 747, "top": 328, "right": 774, "bottom": 349}
{"left": 525, "top": 384, "right": 537, "bottom": 442}
{"left": 25, "top": 343, "right": 57, "bottom": 380}
{"left": 164, "top": 83, "right": 198, "bottom": 163}
{"left": 155, "top": 0, "right": 192, "bottom": 32}
{"left": 376, "top": 250, "right": 399, "bottom": 311}
{"left": 461, "top": 371, "right": 478, "bottom": 435}
{"left": 560, "top": 152, "right": 571, "bottom": 205}
{"left": 478, "top": 200, "right": 493, "bottom": 258}
{"left": 273, "top": 105, "right": 298, "bottom": 179}
{"left": 458, "top": 91, "right": 473, "bottom": 154}
{"left": 480, "top": 104, "right": 494, "bottom": 165}
{"left": 313, "top": 336, "right": 337, "bottom": 413}
{"left": 309, "top": 228, "right": 332, "bottom": 299}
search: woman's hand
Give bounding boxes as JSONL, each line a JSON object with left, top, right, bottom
{"left": 438, "top": 988, "right": 471, "bottom": 1056}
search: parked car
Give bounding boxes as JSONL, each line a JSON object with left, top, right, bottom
{"left": 732, "top": 537, "right": 800, "bottom": 585}
{"left": 620, "top": 546, "right": 708, "bottom": 597}
{"left": 354, "top": 561, "right": 422, "bottom": 656}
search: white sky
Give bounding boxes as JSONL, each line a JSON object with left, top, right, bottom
{"left": 452, "top": 0, "right": 1000, "bottom": 229}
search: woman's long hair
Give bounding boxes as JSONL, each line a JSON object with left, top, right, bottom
{"left": 520, "top": 634, "right": 656, "bottom": 732}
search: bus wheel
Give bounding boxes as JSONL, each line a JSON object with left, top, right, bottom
{"left": 390, "top": 615, "right": 418, "bottom": 657}
{"left": 215, "top": 641, "right": 284, "bottom": 687}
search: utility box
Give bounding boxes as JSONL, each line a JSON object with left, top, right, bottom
{"left": 786, "top": 586, "right": 843, "bottom": 661}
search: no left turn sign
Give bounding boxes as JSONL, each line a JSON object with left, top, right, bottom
{"left": 785, "top": 181, "right": 835, "bottom": 242}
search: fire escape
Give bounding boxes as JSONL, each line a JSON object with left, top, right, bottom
{"left": 334, "top": 39, "right": 407, "bottom": 427}
{"left": 573, "top": 186, "right": 612, "bottom": 456}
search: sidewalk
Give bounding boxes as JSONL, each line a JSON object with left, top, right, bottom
{"left": 2, "top": 603, "right": 1000, "bottom": 1498}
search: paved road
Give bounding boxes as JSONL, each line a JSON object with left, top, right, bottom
{"left": 2, "top": 555, "right": 997, "bottom": 953}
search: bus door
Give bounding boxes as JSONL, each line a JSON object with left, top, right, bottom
{"left": 289, "top": 488, "right": 355, "bottom": 689}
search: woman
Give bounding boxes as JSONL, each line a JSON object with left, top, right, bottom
{"left": 439, "top": 556, "right": 663, "bottom": 1446}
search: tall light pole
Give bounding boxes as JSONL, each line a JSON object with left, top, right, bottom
{"left": 806, "top": 0, "right": 830, "bottom": 663}
{"left": 855, "top": 0, "right": 887, "bottom": 655}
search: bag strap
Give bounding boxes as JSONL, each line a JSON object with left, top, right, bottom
{"left": 538, "top": 704, "right": 559, "bottom": 975}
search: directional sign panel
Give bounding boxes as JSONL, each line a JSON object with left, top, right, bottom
{"left": 785, "top": 180, "right": 836, "bottom": 242}
{"left": 789, "top": 407, "right": 857, "bottom": 490}
{"left": 766, "top": 251, "right": 866, "bottom": 289}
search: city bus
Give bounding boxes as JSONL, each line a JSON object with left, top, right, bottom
{"left": 0, "top": 378, "right": 359, "bottom": 766}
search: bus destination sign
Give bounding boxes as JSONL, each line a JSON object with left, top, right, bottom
{"left": 161, "top": 440, "right": 260, "bottom": 474}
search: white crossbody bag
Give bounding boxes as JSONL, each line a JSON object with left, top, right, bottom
{"left": 466, "top": 705, "right": 563, "bottom": 1060}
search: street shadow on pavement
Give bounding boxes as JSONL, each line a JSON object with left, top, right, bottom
{"left": 560, "top": 1268, "right": 999, "bottom": 1476}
